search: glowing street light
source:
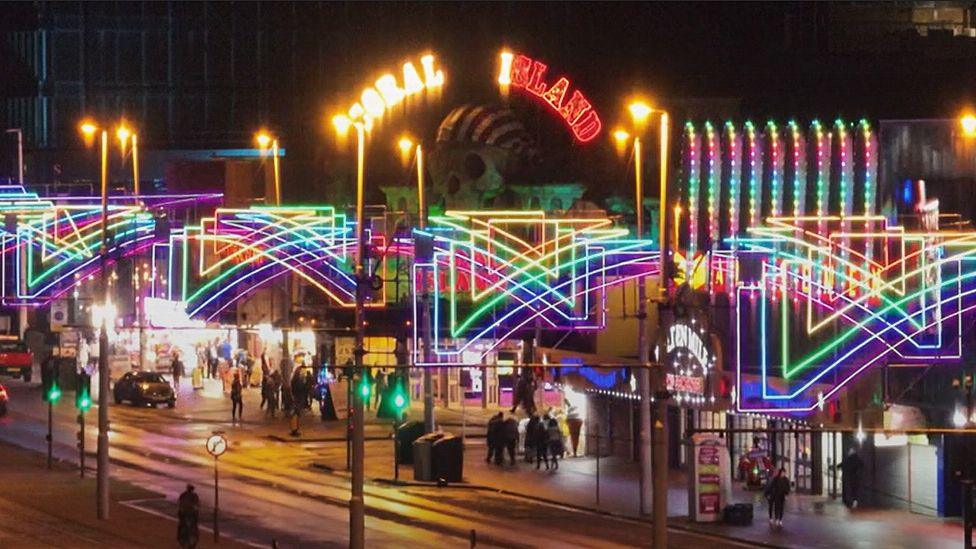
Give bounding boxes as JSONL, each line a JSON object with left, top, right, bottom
{"left": 628, "top": 101, "right": 653, "bottom": 125}
{"left": 398, "top": 136, "right": 415, "bottom": 155}
{"left": 961, "top": 114, "right": 976, "bottom": 137}
{"left": 254, "top": 131, "right": 281, "bottom": 205}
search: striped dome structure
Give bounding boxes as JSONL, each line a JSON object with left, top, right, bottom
{"left": 436, "top": 104, "right": 533, "bottom": 155}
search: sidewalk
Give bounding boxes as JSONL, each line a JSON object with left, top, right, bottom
{"left": 351, "top": 435, "right": 964, "bottom": 549}
{"left": 0, "top": 439, "right": 249, "bottom": 549}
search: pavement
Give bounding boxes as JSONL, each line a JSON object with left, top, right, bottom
{"left": 0, "top": 438, "right": 249, "bottom": 549}
{"left": 0, "top": 373, "right": 965, "bottom": 548}
{"left": 0, "top": 377, "right": 757, "bottom": 548}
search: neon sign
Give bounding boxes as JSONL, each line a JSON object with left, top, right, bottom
{"left": 497, "top": 51, "right": 602, "bottom": 143}
{"left": 342, "top": 54, "right": 444, "bottom": 127}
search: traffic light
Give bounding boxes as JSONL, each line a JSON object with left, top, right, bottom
{"left": 76, "top": 372, "right": 92, "bottom": 411}
{"left": 41, "top": 360, "right": 60, "bottom": 403}
{"left": 358, "top": 370, "right": 372, "bottom": 401}
{"left": 392, "top": 376, "right": 408, "bottom": 412}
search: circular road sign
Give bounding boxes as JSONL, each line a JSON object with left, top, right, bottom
{"left": 206, "top": 434, "right": 227, "bottom": 458}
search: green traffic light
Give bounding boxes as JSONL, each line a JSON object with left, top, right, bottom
{"left": 48, "top": 387, "right": 61, "bottom": 402}
{"left": 360, "top": 382, "right": 371, "bottom": 399}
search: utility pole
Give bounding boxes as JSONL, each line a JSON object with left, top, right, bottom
{"left": 417, "top": 144, "right": 435, "bottom": 433}
{"left": 349, "top": 123, "right": 366, "bottom": 549}
{"left": 652, "top": 112, "right": 671, "bottom": 548}
{"left": 6, "top": 129, "right": 27, "bottom": 338}
{"left": 96, "top": 130, "right": 110, "bottom": 520}
{"left": 634, "top": 136, "right": 653, "bottom": 517}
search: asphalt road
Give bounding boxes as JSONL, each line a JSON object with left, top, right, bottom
{"left": 0, "top": 378, "right": 759, "bottom": 548}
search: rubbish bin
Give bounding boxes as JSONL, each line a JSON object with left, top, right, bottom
{"left": 431, "top": 434, "right": 463, "bottom": 483}
{"left": 413, "top": 433, "right": 444, "bottom": 481}
{"left": 397, "top": 421, "right": 425, "bottom": 465}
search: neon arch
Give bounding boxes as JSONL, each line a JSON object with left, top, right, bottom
{"left": 497, "top": 51, "right": 603, "bottom": 143}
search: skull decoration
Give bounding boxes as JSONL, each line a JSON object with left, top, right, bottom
{"left": 428, "top": 104, "right": 534, "bottom": 210}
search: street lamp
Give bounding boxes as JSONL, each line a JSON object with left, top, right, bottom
{"left": 78, "top": 119, "right": 111, "bottom": 520}
{"left": 962, "top": 114, "right": 976, "bottom": 137}
{"left": 255, "top": 131, "right": 281, "bottom": 205}
{"left": 334, "top": 114, "right": 368, "bottom": 549}
{"left": 618, "top": 100, "right": 670, "bottom": 544}
{"left": 397, "top": 136, "right": 435, "bottom": 434}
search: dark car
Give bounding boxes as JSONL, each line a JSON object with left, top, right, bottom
{"left": 113, "top": 371, "right": 176, "bottom": 408}
{"left": 0, "top": 337, "right": 32, "bottom": 382}
{"left": 0, "top": 383, "right": 8, "bottom": 416}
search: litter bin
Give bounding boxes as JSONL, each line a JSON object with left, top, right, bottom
{"left": 431, "top": 434, "right": 463, "bottom": 483}
{"left": 396, "top": 421, "right": 425, "bottom": 465}
{"left": 413, "top": 432, "right": 444, "bottom": 481}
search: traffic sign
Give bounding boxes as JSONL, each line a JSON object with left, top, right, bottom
{"left": 206, "top": 434, "right": 227, "bottom": 458}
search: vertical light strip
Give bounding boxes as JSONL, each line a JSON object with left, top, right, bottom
{"left": 745, "top": 121, "right": 763, "bottom": 228}
{"left": 685, "top": 122, "right": 701, "bottom": 260}
{"left": 725, "top": 121, "right": 741, "bottom": 248}
{"left": 705, "top": 121, "right": 721, "bottom": 246}
{"left": 767, "top": 120, "right": 782, "bottom": 217}
{"left": 788, "top": 120, "right": 806, "bottom": 217}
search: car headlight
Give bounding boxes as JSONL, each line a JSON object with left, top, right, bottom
{"left": 140, "top": 383, "right": 149, "bottom": 391}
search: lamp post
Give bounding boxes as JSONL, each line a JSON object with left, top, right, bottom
{"left": 399, "top": 136, "right": 435, "bottom": 433}
{"left": 7, "top": 128, "right": 26, "bottom": 338}
{"left": 617, "top": 101, "right": 670, "bottom": 546}
{"left": 256, "top": 132, "right": 281, "bottom": 206}
{"left": 81, "top": 119, "right": 112, "bottom": 520}
{"left": 335, "top": 114, "right": 367, "bottom": 549}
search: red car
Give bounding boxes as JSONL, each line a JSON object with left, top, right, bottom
{"left": 0, "top": 337, "right": 32, "bottom": 382}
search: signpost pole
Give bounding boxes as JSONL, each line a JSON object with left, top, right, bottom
{"left": 213, "top": 455, "right": 219, "bottom": 543}
{"left": 205, "top": 433, "right": 227, "bottom": 545}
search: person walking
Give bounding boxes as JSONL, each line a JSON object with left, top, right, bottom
{"left": 524, "top": 414, "right": 540, "bottom": 463}
{"left": 267, "top": 370, "right": 281, "bottom": 418}
{"left": 177, "top": 484, "right": 200, "bottom": 549}
{"left": 535, "top": 416, "right": 550, "bottom": 470}
{"left": 502, "top": 414, "right": 519, "bottom": 465}
{"left": 546, "top": 417, "right": 563, "bottom": 470}
{"left": 485, "top": 412, "right": 502, "bottom": 464}
{"left": 765, "top": 467, "right": 790, "bottom": 527}
{"left": 230, "top": 374, "right": 243, "bottom": 422}
{"left": 171, "top": 351, "right": 184, "bottom": 390}
{"left": 839, "top": 448, "right": 864, "bottom": 509}
{"left": 373, "top": 369, "right": 388, "bottom": 411}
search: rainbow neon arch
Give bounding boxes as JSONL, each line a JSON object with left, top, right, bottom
{"left": 412, "top": 210, "right": 658, "bottom": 365}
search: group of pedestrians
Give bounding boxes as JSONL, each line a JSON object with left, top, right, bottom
{"left": 485, "top": 411, "right": 566, "bottom": 470}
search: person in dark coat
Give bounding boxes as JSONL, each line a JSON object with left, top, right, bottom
{"left": 502, "top": 415, "right": 519, "bottom": 465}
{"left": 485, "top": 412, "right": 503, "bottom": 464}
{"left": 546, "top": 417, "right": 563, "bottom": 470}
{"left": 177, "top": 484, "right": 200, "bottom": 548}
{"left": 230, "top": 374, "right": 243, "bottom": 422}
{"left": 764, "top": 467, "right": 790, "bottom": 527}
{"left": 535, "top": 416, "right": 550, "bottom": 470}
{"left": 524, "top": 414, "right": 541, "bottom": 463}
{"left": 171, "top": 352, "right": 184, "bottom": 390}
{"left": 839, "top": 449, "right": 864, "bottom": 508}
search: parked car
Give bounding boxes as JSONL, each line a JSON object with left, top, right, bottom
{"left": 113, "top": 371, "right": 176, "bottom": 408}
{"left": 0, "top": 337, "right": 32, "bottom": 382}
{"left": 0, "top": 383, "right": 8, "bottom": 416}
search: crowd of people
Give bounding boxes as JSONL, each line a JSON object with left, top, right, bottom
{"left": 485, "top": 411, "right": 570, "bottom": 471}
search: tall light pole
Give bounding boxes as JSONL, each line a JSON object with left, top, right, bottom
{"left": 256, "top": 132, "right": 289, "bottom": 381}
{"left": 81, "top": 119, "right": 112, "bottom": 520}
{"left": 335, "top": 114, "right": 367, "bottom": 549}
{"left": 399, "top": 136, "right": 435, "bottom": 433}
{"left": 7, "top": 128, "right": 26, "bottom": 337}
{"left": 616, "top": 101, "right": 670, "bottom": 546}
{"left": 256, "top": 132, "right": 281, "bottom": 206}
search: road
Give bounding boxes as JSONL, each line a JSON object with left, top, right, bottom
{"left": 0, "top": 378, "right": 758, "bottom": 548}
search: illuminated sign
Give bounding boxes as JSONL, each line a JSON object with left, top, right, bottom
{"left": 666, "top": 322, "right": 714, "bottom": 370}
{"left": 343, "top": 54, "right": 444, "bottom": 126}
{"left": 497, "top": 51, "right": 602, "bottom": 143}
